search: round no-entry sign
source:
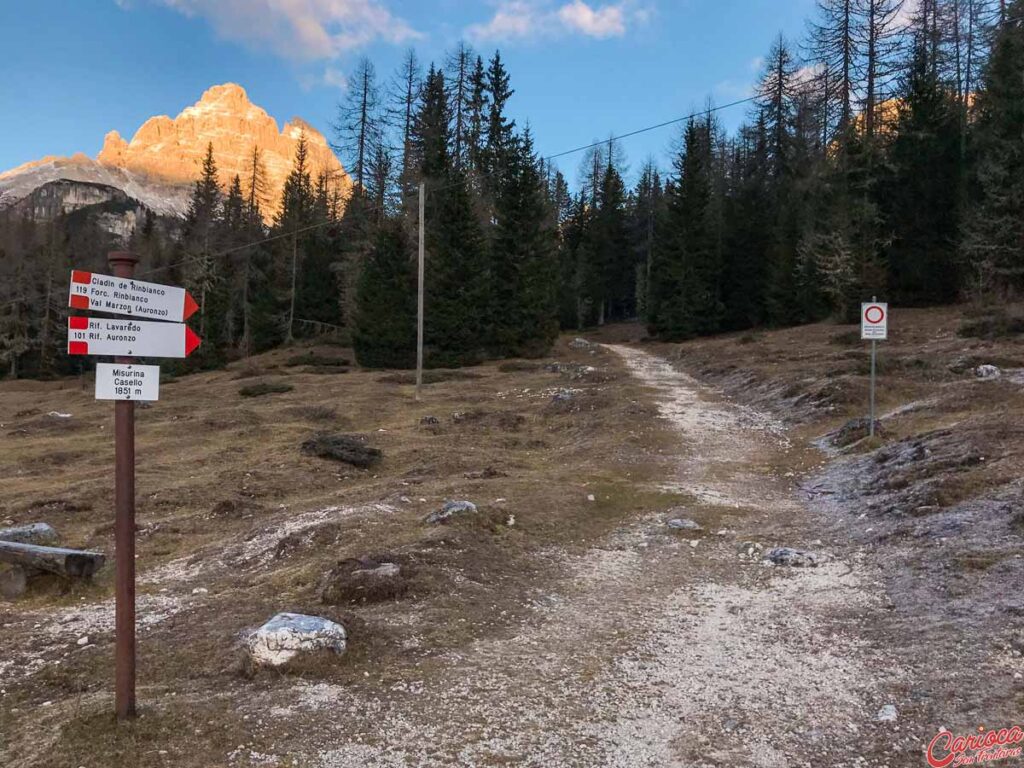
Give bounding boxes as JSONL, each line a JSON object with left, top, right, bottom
{"left": 861, "top": 302, "right": 889, "bottom": 340}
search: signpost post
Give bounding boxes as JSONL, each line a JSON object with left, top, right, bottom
{"left": 109, "top": 252, "right": 138, "bottom": 721}
{"left": 861, "top": 298, "right": 889, "bottom": 438}
{"left": 65, "top": 252, "right": 201, "bottom": 720}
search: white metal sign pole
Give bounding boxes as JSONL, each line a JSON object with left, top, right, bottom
{"left": 416, "top": 181, "right": 425, "bottom": 402}
{"left": 861, "top": 297, "right": 889, "bottom": 438}
{"left": 870, "top": 337, "right": 877, "bottom": 437}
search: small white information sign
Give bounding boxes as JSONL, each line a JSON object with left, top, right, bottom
{"left": 95, "top": 363, "right": 160, "bottom": 402}
{"left": 861, "top": 302, "right": 889, "bottom": 341}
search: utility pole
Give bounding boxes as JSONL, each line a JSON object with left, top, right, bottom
{"left": 416, "top": 181, "right": 425, "bottom": 401}
{"left": 109, "top": 251, "right": 138, "bottom": 720}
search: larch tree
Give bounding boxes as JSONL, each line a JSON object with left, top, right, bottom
{"left": 334, "top": 57, "right": 380, "bottom": 191}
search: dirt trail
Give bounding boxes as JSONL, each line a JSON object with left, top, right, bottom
{"left": 233, "top": 346, "right": 904, "bottom": 767}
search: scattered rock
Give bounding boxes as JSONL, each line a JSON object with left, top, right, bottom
{"left": 765, "top": 547, "right": 821, "bottom": 568}
{"left": 192, "top": 587, "right": 209, "bottom": 595}
{"left": 875, "top": 704, "right": 898, "bottom": 723}
{"left": 425, "top": 500, "right": 478, "bottom": 525}
{"left": 420, "top": 416, "right": 440, "bottom": 426}
{"left": 320, "top": 556, "right": 408, "bottom": 604}
{"left": 569, "top": 337, "right": 593, "bottom": 350}
{"left": 301, "top": 434, "right": 382, "bottom": 469}
{"left": 976, "top": 364, "right": 1002, "bottom": 380}
{"left": 245, "top": 613, "right": 347, "bottom": 668}
{"left": 831, "top": 417, "right": 885, "bottom": 447}
{"left": 545, "top": 362, "right": 599, "bottom": 380}
{"left": 0, "top": 523, "right": 59, "bottom": 546}
{"left": 76, "top": 636, "right": 90, "bottom": 647}
{"left": 47, "top": 411, "right": 72, "bottom": 419}
{"left": 738, "top": 541, "right": 764, "bottom": 560}
{"left": 667, "top": 518, "right": 703, "bottom": 532}
{"left": 547, "top": 389, "right": 579, "bottom": 413}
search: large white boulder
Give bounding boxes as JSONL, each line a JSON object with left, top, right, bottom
{"left": 246, "top": 613, "right": 347, "bottom": 668}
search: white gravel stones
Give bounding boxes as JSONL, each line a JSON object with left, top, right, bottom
{"left": 424, "top": 500, "right": 478, "bottom": 525}
{"left": 666, "top": 518, "right": 703, "bottom": 531}
{"left": 976, "top": 365, "right": 1002, "bottom": 380}
{"left": 875, "top": 704, "right": 898, "bottom": 722}
{"left": 765, "top": 547, "right": 822, "bottom": 568}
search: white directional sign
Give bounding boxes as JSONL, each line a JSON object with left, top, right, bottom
{"left": 67, "top": 317, "right": 202, "bottom": 358}
{"left": 69, "top": 270, "right": 199, "bottom": 322}
{"left": 861, "top": 302, "right": 888, "bottom": 341}
{"left": 95, "top": 363, "right": 161, "bottom": 402}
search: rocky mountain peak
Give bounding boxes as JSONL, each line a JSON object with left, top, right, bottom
{"left": 1, "top": 83, "right": 349, "bottom": 223}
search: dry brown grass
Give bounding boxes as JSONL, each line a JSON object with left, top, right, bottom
{"left": 0, "top": 335, "right": 683, "bottom": 768}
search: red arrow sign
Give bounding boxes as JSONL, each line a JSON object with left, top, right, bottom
{"left": 69, "top": 270, "right": 199, "bottom": 322}
{"left": 68, "top": 317, "right": 202, "bottom": 358}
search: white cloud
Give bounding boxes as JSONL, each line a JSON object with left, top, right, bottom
{"left": 557, "top": 0, "right": 626, "bottom": 38}
{"left": 467, "top": 0, "right": 645, "bottom": 43}
{"left": 794, "top": 62, "right": 825, "bottom": 86}
{"left": 124, "top": 0, "right": 419, "bottom": 61}
{"left": 466, "top": 1, "right": 538, "bottom": 41}
{"left": 322, "top": 66, "right": 349, "bottom": 91}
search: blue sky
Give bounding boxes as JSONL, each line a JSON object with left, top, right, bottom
{"left": 0, "top": 0, "right": 818, "bottom": 185}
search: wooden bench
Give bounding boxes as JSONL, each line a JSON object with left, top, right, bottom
{"left": 0, "top": 542, "right": 106, "bottom": 579}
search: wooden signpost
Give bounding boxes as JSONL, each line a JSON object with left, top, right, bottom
{"left": 861, "top": 299, "right": 888, "bottom": 438}
{"left": 66, "top": 252, "right": 201, "bottom": 720}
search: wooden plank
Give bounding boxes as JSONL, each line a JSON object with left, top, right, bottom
{"left": 0, "top": 542, "right": 105, "bottom": 578}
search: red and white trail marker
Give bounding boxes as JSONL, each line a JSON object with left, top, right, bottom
{"left": 67, "top": 317, "right": 202, "bottom": 359}
{"left": 69, "top": 270, "right": 199, "bottom": 323}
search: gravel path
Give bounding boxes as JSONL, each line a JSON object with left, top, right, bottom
{"left": 231, "top": 347, "right": 903, "bottom": 767}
